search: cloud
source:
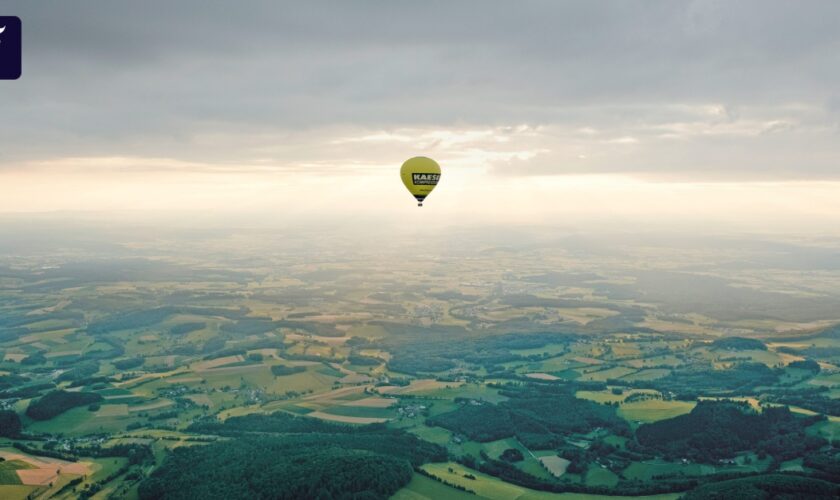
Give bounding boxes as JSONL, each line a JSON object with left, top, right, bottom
{"left": 0, "top": 0, "right": 838, "bottom": 182}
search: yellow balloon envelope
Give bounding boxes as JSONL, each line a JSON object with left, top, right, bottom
{"left": 400, "top": 156, "right": 441, "bottom": 207}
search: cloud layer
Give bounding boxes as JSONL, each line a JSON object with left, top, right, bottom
{"left": 1, "top": 1, "right": 839, "bottom": 181}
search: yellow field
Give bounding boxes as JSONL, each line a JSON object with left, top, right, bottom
{"left": 571, "top": 357, "right": 603, "bottom": 365}
{"left": 306, "top": 411, "right": 388, "bottom": 424}
{"left": 193, "top": 355, "right": 244, "bottom": 370}
{"left": 0, "top": 450, "right": 93, "bottom": 487}
{"left": 186, "top": 394, "right": 214, "bottom": 407}
{"left": 0, "top": 484, "right": 38, "bottom": 500}
{"left": 379, "top": 379, "right": 463, "bottom": 395}
{"left": 341, "top": 396, "right": 394, "bottom": 408}
{"left": 129, "top": 400, "right": 174, "bottom": 412}
{"left": 576, "top": 389, "right": 660, "bottom": 404}
{"left": 538, "top": 455, "right": 570, "bottom": 477}
{"left": 44, "top": 350, "right": 82, "bottom": 358}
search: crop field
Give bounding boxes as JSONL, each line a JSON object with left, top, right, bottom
{"left": 404, "top": 424, "right": 453, "bottom": 445}
{"left": 306, "top": 411, "right": 389, "bottom": 424}
{"left": 341, "top": 396, "right": 394, "bottom": 408}
{"left": 414, "top": 383, "right": 508, "bottom": 403}
{"left": 622, "top": 455, "right": 771, "bottom": 481}
{"left": 621, "top": 368, "right": 670, "bottom": 381}
{"left": 378, "top": 379, "right": 464, "bottom": 395}
{"left": 392, "top": 473, "right": 477, "bottom": 500}
{"left": 537, "top": 455, "right": 570, "bottom": 477}
{"left": 618, "top": 400, "right": 697, "bottom": 424}
{"left": 0, "top": 459, "right": 33, "bottom": 484}
{"left": 129, "top": 400, "right": 174, "bottom": 412}
{"left": 578, "top": 366, "right": 638, "bottom": 382}
{"left": 315, "top": 405, "right": 394, "bottom": 419}
{"left": 96, "top": 404, "right": 129, "bottom": 417}
{"left": 419, "top": 462, "right": 681, "bottom": 500}
{"left": 421, "top": 462, "right": 534, "bottom": 500}
{"left": 575, "top": 389, "right": 660, "bottom": 404}
{"left": 0, "top": 449, "right": 94, "bottom": 499}
{"left": 28, "top": 407, "right": 143, "bottom": 435}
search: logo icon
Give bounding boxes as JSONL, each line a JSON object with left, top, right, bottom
{"left": 0, "top": 16, "right": 22, "bottom": 80}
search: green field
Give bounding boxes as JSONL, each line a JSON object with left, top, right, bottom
{"left": 478, "top": 438, "right": 554, "bottom": 480}
{"left": 0, "top": 485, "right": 37, "bottom": 500}
{"left": 806, "top": 417, "right": 840, "bottom": 440}
{"left": 624, "top": 461, "right": 715, "bottom": 481}
{"left": 404, "top": 424, "right": 453, "bottom": 445}
{"left": 391, "top": 473, "right": 477, "bottom": 500}
{"left": 579, "top": 366, "right": 638, "bottom": 382}
{"left": 584, "top": 466, "right": 617, "bottom": 487}
{"left": 415, "top": 383, "right": 508, "bottom": 404}
{"left": 623, "top": 455, "right": 770, "bottom": 481}
{"left": 0, "top": 471, "right": 21, "bottom": 485}
{"left": 421, "top": 462, "right": 535, "bottom": 500}
{"left": 621, "top": 368, "right": 670, "bottom": 381}
{"left": 618, "top": 400, "right": 696, "bottom": 424}
{"left": 419, "top": 462, "right": 682, "bottom": 500}
{"left": 28, "top": 406, "right": 141, "bottom": 435}
{"left": 318, "top": 405, "right": 394, "bottom": 419}
{"left": 575, "top": 388, "right": 660, "bottom": 404}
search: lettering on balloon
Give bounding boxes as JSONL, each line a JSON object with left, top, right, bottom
{"left": 412, "top": 173, "right": 440, "bottom": 186}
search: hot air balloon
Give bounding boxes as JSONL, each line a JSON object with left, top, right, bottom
{"left": 400, "top": 156, "right": 441, "bottom": 207}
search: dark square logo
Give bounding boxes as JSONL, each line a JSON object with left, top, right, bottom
{"left": 0, "top": 16, "right": 22, "bottom": 80}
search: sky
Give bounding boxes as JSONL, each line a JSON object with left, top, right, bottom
{"left": 1, "top": 1, "right": 839, "bottom": 230}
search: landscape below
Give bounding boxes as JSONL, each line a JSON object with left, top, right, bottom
{"left": 1, "top": 229, "right": 839, "bottom": 499}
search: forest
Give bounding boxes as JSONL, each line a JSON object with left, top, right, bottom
{"left": 140, "top": 413, "right": 447, "bottom": 499}
{"left": 639, "top": 362, "right": 780, "bottom": 397}
{"left": 681, "top": 474, "right": 840, "bottom": 499}
{"left": 25, "top": 390, "right": 103, "bottom": 420}
{"left": 428, "top": 382, "right": 627, "bottom": 448}
{"left": 636, "top": 401, "right": 826, "bottom": 462}
{"left": 386, "top": 332, "right": 576, "bottom": 374}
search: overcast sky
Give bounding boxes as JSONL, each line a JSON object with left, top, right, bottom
{"left": 1, "top": 1, "right": 839, "bottom": 227}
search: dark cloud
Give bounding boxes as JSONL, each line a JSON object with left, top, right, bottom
{"left": 1, "top": 1, "right": 839, "bottom": 179}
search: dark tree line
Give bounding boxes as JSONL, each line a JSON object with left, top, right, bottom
{"left": 25, "top": 390, "right": 103, "bottom": 420}
{"left": 428, "top": 382, "right": 628, "bottom": 448}
{"left": 140, "top": 412, "right": 447, "bottom": 500}
{"left": 386, "top": 332, "right": 577, "bottom": 374}
{"left": 636, "top": 400, "right": 825, "bottom": 463}
{"left": 0, "top": 409, "right": 22, "bottom": 437}
{"left": 682, "top": 474, "right": 839, "bottom": 499}
{"left": 270, "top": 365, "right": 307, "bottom": 376}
